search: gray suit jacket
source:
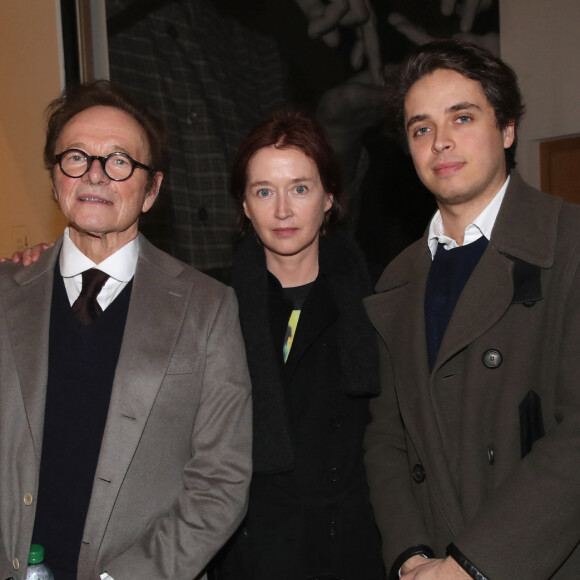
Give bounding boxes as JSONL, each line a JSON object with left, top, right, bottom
{"left": 364, "top": 172, "right": 580, "bottom": 579}
{"left": 0, "top": 234, "right": 252, "bottom": 580}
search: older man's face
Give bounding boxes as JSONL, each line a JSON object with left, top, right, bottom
{"left": 53, "top": 105, "right": 161, "bottom": 252}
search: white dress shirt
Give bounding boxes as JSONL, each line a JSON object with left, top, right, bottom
{"left": 59, "top": 227, "right": 139, "bottom": 308}
{"left": 427, "top": 175, "right": 510, "bottom": 258}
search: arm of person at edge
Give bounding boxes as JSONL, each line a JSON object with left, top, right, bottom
{"left": 293, "top": 0, "right": 384, "bottom": 85}
{"left": 0, "top": 242, "right": 53, "bottom": 265}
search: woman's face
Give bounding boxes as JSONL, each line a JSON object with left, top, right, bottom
{"left": 243, "top": 146, "right": 333, "bottom": 266}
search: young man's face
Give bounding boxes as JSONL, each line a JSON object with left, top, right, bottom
{"left": 404, "top": 68, "right": 514, "bottom": 213}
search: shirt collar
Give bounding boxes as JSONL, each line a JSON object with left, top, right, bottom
{"left": 59, "top": 227, "right": 140, "bottom": 282}
{"left": 428, "top": 175, "right": 510, "bottom": 258}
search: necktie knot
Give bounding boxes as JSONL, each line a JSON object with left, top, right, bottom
{"left": 72, "top": 269, "right": 110, "bottom": 324}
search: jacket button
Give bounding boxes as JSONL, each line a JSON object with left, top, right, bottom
{"left": 482, "top": 349, "right": 502, "bottom": 369}
{"left": 12, "top": 557, "right": 20, "bottom": 570}
{"left": 487, "top": 446, "right": 495, "bottom": 465}
{"left": 330, "top": 415, "right": 344, "bottom": 429}
{"left": 328, "top": 520, "right": 337, "bottom": 536}
{"left": 327, "top": 467, "right": 342, "bottom": 483}
{"left": 23, "top": 493, "right": 33, "bottom": 506}
{"left": 412, "top": 464, "right": 426, "bottom": 483}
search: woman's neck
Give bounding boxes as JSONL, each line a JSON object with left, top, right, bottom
{"left": 265, "top": 246, "right": 319, "bottom": 288}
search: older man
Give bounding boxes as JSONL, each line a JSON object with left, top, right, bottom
{"left": 0, "top": 81, "right": 252, "bottom": 580}
{"left": 364, "top": 40, "right": 580, "bottom": 580}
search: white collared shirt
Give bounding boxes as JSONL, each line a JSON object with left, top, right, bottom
{"left": 59, "top": 227, "right": 139, "bottom": 309}
{"left": 427, "top": 176, "right": 510, "bottom": 259}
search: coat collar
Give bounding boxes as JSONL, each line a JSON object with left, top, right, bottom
{"left": 490, "top": 170, "right": 561, "bottom": 268}
{"left": 375, "top": 171, "right": 561, "bottom": 296}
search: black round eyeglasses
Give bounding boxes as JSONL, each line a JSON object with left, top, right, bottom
{"left": 55, "top": 149, "right": 153, "bottom": 181}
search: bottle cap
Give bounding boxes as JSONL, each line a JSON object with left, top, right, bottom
{"left": 28, "top": 544, "right": 45, "bottom": 565}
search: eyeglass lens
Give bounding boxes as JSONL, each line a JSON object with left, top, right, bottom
{"left": 59, "top": 150, "right": 135, "bottom": 181}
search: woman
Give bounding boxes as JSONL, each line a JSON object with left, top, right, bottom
{"left": 218, "top": 110, "right": 385, "bottom": 579}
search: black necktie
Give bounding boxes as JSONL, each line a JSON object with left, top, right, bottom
{"left": 71, "top": 269, "right": 110, "bottom": 325}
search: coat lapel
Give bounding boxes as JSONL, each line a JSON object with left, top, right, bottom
{"left": 369, "top": 240, "right": 466, "bottom": 531}
{"left": 370, "top": 244, "right": 449, "bottom": 461}
{"left": 371, "top": 241, "right": 432, "bottom": 410}
{"left": 80, "top": 236, "right": 192, "bottom": 566}
{"left": 434, "top": 245, "right": 514, "bottom": 371}
{"left": 434, "top": 171, "right": 560, "bottom": 371}
{"left": 1, "top": 241, "right": 61, "bottom": 459}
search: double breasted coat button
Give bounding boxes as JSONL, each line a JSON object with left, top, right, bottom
{"left": 487, "top": 446, "right": 495, "bottom": 465}
{"left": 412, "top": 464, "right": 426, "bottom": 483}
{"left": 482, "top": 349, "right": 503, "bottom": 369}
{"left": 23, "top": 493, "right": 33, "bottom": 506}
{"left": 12, "top": 557, "right": 19, "bottom": 570}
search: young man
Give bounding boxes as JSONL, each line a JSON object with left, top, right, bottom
{"left": 364, "top": 40, "right": 580, "bottom": 580}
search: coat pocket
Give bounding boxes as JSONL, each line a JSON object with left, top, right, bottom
{"left": 519, "top": 389, "right": 545, "bottom": 458}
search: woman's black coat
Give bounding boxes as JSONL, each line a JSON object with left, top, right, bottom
{"left": 217, "top": 233, "right": 385, "bottom": 580}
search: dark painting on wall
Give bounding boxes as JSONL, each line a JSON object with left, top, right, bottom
{"left": 67, "top": 0, "right": 499, "bottom": 280}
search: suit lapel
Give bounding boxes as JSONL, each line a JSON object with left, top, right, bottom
{"left": 1, "top": 242, "right": 61, "bottom": 458}
{"left": 80, "top": 237, "right": 191, "bottom": 564}
{"left": 434, "top": 244, "right": 514, "bottom": 372}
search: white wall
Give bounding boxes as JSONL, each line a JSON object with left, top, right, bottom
{"left": 500, "top": 0, "right": 580, "bottom": 188}
{"left": 0, "top": 0, "right": 67, "bottom": 256}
